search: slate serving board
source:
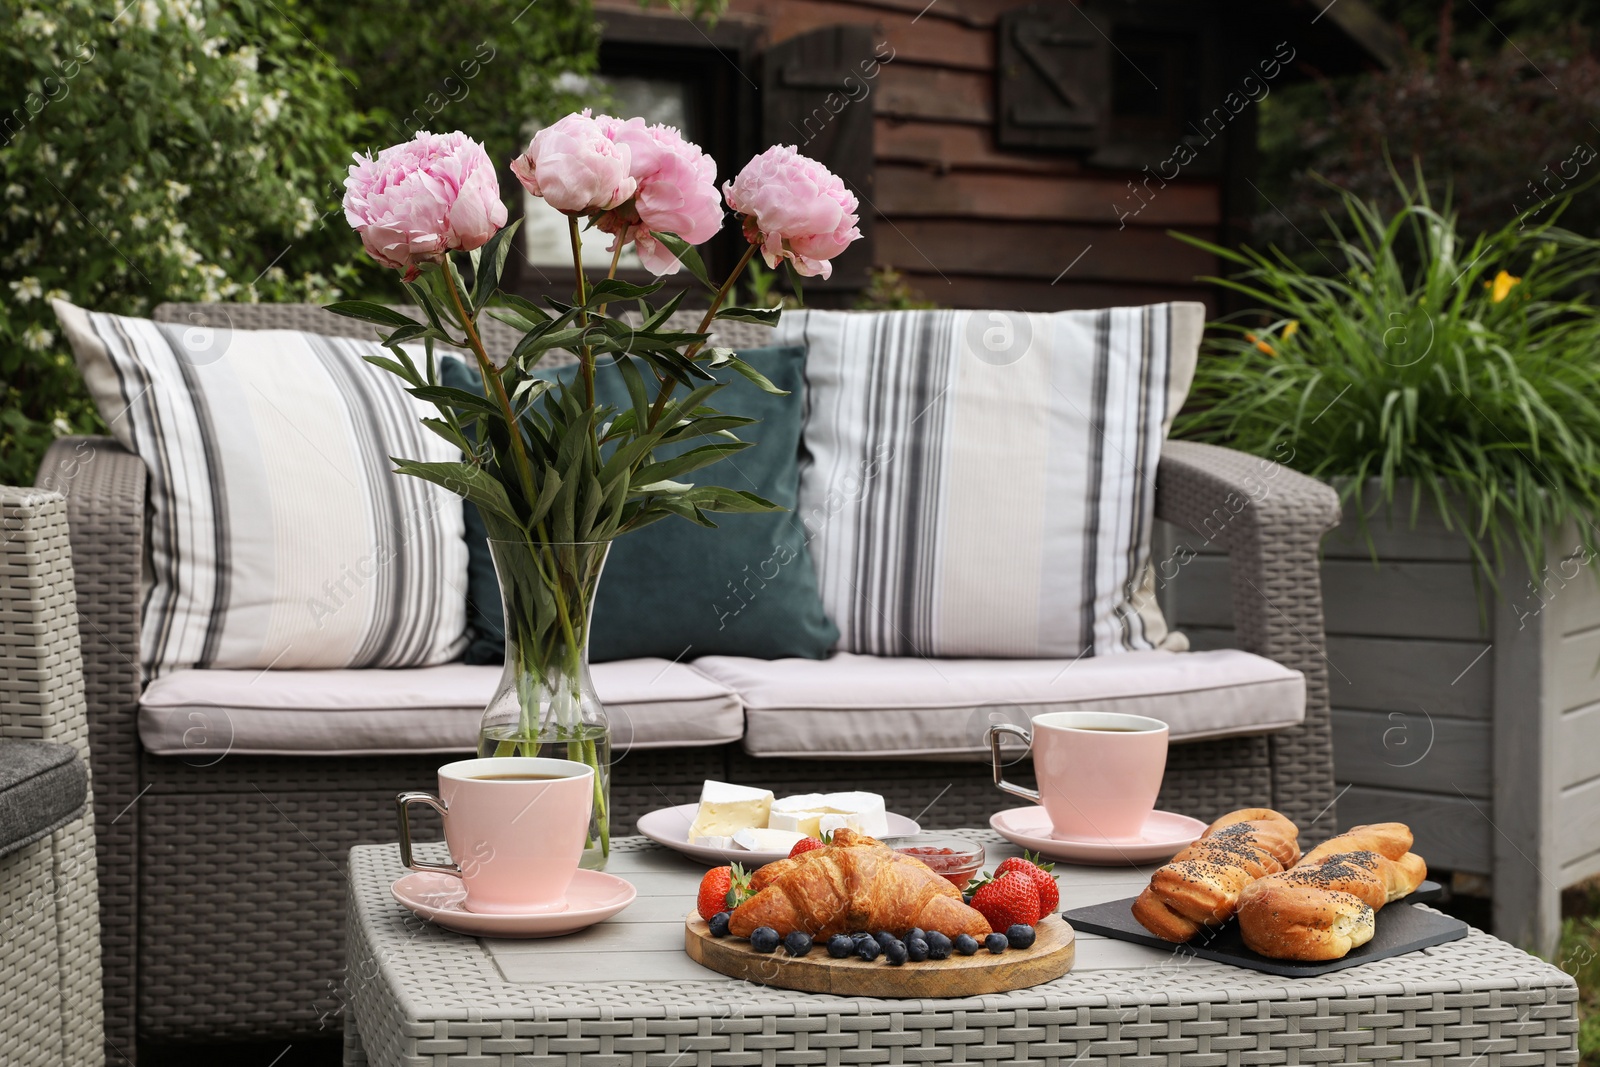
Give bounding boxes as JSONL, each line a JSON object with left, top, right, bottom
{"left": 1064, "top": 881, "right": 1469, "bottom": 977}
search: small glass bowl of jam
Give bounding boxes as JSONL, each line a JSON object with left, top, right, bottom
{"left": 883, "top": 835, "right": 986, "bottom": 890}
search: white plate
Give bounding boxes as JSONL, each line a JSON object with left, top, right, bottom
{"left": 990, "top": 805, "right": 1206, "bottom": 866}
{"left": 636, "top": 803, "right": 922, "bottom": 866}
{"left": 392, "top": 869, "right": 636, "bottom": 937}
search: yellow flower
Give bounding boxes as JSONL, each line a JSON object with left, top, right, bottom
{"left": 1244, "top": 331, "right": 1275, "bottom": 356}
{"left": 1281, "top": 320, "right": 1299, "bottom": 339}
{"left": 1486, "top": 270, "right": 1520, "bottom": 303}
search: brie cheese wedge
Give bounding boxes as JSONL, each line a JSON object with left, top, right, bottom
{"left": 686, "top": 780, "right": 773, "bottom": 842}
{"left": 731, "top": 826, "right": 809, "bottom": 852}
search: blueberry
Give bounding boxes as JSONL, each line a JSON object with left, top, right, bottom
{"left": 783, "top": 931, "right": 813, "bottom": 957}
{"left": 1006, "top": 923, "right": 1037, "bottom": 949}
{"left": 827, "top": 934, "right": 856, "bottom": 959}
{"left": 963, "top": 893, "right": 974, "bottom": 905}
{"left": 925, "top": 931, "right": 953, "bottom": 960}
{"left": 883, "top": 939, "right": 909, "bottom": 966}
{"left": 907, "top": 927, "right": 927, "bottom": 943}
{"left": 749, "top": 927, "right": 780, "bottom": 953}
{"left": 905, "top": 937, "right": 929, "bottom": 962}
{"left": 953, "top": 933, "right": 980, "bottom": 956}
{"left": 856, "top": 937, "right": 881, "bottom": 961}
{"left": 874, "top": 930, "right": 897, "bottom": 950}
{"left": 984, "top": 932, "right": 1008, "bottom": 954}
{"left": 851, "top": 931, "right": 875, "bottom": 943}
{"left": 708, "top": 912, "right": 731, "bottom": 938}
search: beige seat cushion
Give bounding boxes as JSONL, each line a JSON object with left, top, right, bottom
{"left": 692, "top": 650, "right": 1305, "bottom": 759}
{"left": 138, "top": 661, "right": 743, "bottom": 757}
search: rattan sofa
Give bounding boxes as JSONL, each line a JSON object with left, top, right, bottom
{"left": 0, "top": 488, "right": 106, "bottom": 1066}
{"left": 25, "top": 302, "right": 1342, "bottom": 1063}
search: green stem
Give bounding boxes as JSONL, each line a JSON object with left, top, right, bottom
{"left": 569, "top": 216, "right": 596, "bottom": 412}
{"left": 441, "top": 267, "right": 539, "bottom": 512}
{"left": 647, "top": 242, "right": 760, "bottom": 428}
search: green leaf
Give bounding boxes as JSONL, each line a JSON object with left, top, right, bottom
{"left": 391, "top": 460, "right": 520, "bottom": 525}
{"left": 684, "top": 485, "right": 784, "bottom": 513}
{"left": 651, "top": 231, "right": 715, "bottom": 289}
{"left": 473, "top": 218, "right": 522, "bottom": 308}
{"left": 362, "top": 354, "right": 417, "bottom": 383}
{"left": 714, "top": 305, "right": 782, "bottom": 327}
{"left": 785, "top": 261, "right": 805, "bottom": 303}
{"left": 587, "top": 277, "right": 664, "bottom": 304}
{"left": 324, "top": 301, "right": 419, "bottom": 329}
{"left": 409, "top": 385, "right": 502, "bottom": 417}
{"left": 632, "top": 440, "right": 753, "bottom": 485}
{"left": 722, "top": 355, "right": 789, "bottom": 396}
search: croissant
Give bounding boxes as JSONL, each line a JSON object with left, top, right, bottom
{"left": 728, "top": 828, "right": 991, "bottom": 939}
{"left": 1132, "top": 808, "right": 1300, "bottom": 942}
{"left": 1236, "top": 847, "right": 1426, "bottom": 961}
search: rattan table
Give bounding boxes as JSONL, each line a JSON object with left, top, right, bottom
{"left": 341, "top": 833, "right": 1578, "bottom": 1067}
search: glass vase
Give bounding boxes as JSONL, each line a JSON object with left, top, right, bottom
{"left": 477, "top": 538, "right": 612, "bottom": 869}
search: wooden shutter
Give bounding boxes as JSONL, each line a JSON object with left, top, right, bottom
{"left": 996, "top": 3, "right": 1112, "bottom": 152}
{"left": 760, "top": 25, "right": 875, "bottom": 294}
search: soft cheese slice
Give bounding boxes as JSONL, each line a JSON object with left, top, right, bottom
{"left": 769, "top": 808, "right": 827, "bottom": 837}
{"left": 731, "top": 827, "right": 809, "bottom": 852}
{"left": 820, "top": 791, "right": 889, "bottom": 836}
{"left": 691, "top": 835, "right": 735, "bottom": 849}
{"left": 686, "top": 780, "right": 773, "bottom": 842}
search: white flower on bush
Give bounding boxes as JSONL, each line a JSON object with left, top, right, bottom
{"left": 11, "top": 277, "right": 42, "bottom": 302}
{"left": 4, "top": 184, "right": 22, "bottom": 199}
{"left": 166, "top": 180, "right": 191, "bottom": 202}
{"left": 135, "top": 0, "right": 159, "bottom": 33}
{"left": 22, "top": 324, "right": 54, "bottom": 351}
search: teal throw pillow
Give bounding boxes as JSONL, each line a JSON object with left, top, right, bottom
{"left": 441, "top": 346, "right": 838, "bottom": 663}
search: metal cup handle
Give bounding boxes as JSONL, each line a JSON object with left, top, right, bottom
{"left": 396, "top": 791, "right": 460, "bottom": 876}
{"left": 987, "top": 723, "right": 1041, "bottom": 803}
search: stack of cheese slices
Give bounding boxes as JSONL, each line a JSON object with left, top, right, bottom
{"left": 685, "top": 780, "right": 889, "bottom": 854}
{"left": 1132, "top": 808, "right": 1428, "bottom": 961}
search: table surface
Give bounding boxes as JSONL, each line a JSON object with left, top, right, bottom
{"left": 343, "top": 832, "right": 1578, "bottom": 1067}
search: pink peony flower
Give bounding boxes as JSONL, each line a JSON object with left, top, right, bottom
{"left": 593, "top": 116, "right": 723, "bottom": 276}
{"left": 511, "top": 110, "right": 636, "bottom": 216}
{"left": 343, "top": 131, "right": 507, "bottom": 280}
{"left": 723, "top": 146, "right": 861, "bottom": 279}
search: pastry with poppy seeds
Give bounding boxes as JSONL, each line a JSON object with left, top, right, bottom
{"left": 1131, "top": 808, "right": 1301, "bottom": 942}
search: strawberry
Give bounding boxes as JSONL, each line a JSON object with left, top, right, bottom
{"left": 696, "top": 863, "right": 753, "bottom": 921}
{"left": 995, "top": 850, "right": 1059, "bottom": 914}
{"left": 788, "top": 833, "right": 832, "bottom": 859}
{"left": 968, "top": 871, "right": 1041, "bottom": 933}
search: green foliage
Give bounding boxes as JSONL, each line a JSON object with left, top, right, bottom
{"left": 0, "top": 0, "right": 622, "bottom": 487}
{"left": 1173, "top": 173, "right": 1600, "bottom": 579}
{"left": 332, "top": 222, "right": 779, "bottom": 703}
{"left": 0, "top": 0, "right": 375, "bottom": 483}
{"left": 307, "top": 0, "right": 600, "bottom": 170}
{"left": 1558, "top": 881, "right": 1600, "bottom": 1067}
{"left": 855, "top": 266, "right": 937, "bottom": 310}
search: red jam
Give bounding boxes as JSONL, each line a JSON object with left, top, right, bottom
{"left": 899, "top": 845, "right": 981, "bottom": 889}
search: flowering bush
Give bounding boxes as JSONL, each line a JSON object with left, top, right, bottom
{"left": 0, "top": 0, "right": 632, "bottom": 486}
{"left": 0, "top": 0, "right": 372, "bottom": 482}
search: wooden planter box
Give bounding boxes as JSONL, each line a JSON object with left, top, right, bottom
{"left": 1158, "top": 483, "right": 1600, "bottom": 954}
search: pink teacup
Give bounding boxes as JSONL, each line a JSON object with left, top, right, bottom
{"left": 396, "top": 756, "right": 593, "bottom": 914}
{"left": 988, "top": 711, "right": 1169, "bottom": 841}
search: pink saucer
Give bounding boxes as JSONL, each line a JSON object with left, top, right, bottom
{"left": 392, "top": 869, "right": 636, "bottom": 937}
{"left": 990, "top": 806, "right": 1206, "bottom": 865}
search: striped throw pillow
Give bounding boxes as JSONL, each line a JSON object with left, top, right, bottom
{"left": 54, "top": 300, "right": 468, "bottom": 676}
{"left": 775, "top": 304, "right": 1203, "bottom": 659}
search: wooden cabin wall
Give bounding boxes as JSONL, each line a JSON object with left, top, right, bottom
{"left": 684, "top": 0, "right": 1223, "bottom": 311}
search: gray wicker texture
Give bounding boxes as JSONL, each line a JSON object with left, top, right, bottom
{"left": 0, "top": 487, "right": 106, "bottom": 1066}
{"left": 1156, "top": 442, "right": 1342, "bottom": 832}
{"left": 33, "top": 303, "right": 1341, "bottom": 1055}
{"left": 340, "top": 835, "right": 1577, "bottom": 1067}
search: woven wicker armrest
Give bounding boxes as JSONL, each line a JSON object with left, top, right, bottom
{"left": 1154, "top": 440, "right": 1342, "bottom": 834}
{"left": 34, "top": 436, "right": 143, "bottom": 1064}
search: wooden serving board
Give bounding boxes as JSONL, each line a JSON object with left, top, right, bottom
{"left": 684, "top": 912, "right": 1075, "bottom": 997}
